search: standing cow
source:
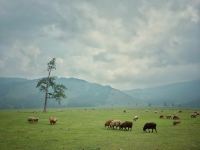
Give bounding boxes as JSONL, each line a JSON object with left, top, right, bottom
{"left": 173, "top": 115, "right": 180, "bottom": 120}
{"left": 173, "top": 120, "right": 181, "bottom": 126}
{"left": 109, "top": 120, "right": 122, "bottom": 129}
{"left": 166, "top": 115, "right": 172, "bottom": 119}
{"left": 27, "top": 117, "right": 39, "bottom": 123}
{"left": 133, "top": 116, "right": 138, "bottom": 121}
{"left": 143, "top": 122, "right": 157, "bottom": 133}
{"left": 159, "top": 115, "right": 164, "bottom": 119}
{"left": 49, "top": 116, "right": 57, "bottom": 125}
{"left": 120, "top": 121, "right": 133, "bottom": 131}
{"left": 191, "top": 113, "right": 197, "bottom": 118}
{"left": 104, "top": 120, "right": 113, "bottom": 128}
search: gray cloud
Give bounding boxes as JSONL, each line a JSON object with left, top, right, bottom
{"left": 0, "top": 0, "right": 200, "bottom": 89}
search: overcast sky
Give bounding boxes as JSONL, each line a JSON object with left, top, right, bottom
{"left": 0, "top": 0, "right": 200, "bottom": 90}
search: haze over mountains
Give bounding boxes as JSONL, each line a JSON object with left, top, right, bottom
{"left": 0, "top": 77, "right": 199, "bottom": 108}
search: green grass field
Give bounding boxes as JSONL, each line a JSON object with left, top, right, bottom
{"left": 0, "top": 108, "right": 199, "bottom": 150}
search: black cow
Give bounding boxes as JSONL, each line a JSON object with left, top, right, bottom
{"left": 120, "top": 121, "right": 133, "bottom": 131}
{"left": 143, "top": 122, "right": 157, "bottom": 133}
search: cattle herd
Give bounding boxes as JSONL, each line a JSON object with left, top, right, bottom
{"left": 159, "top": 110, "right": 200, "bottom": 126}
{"left": 104, "top": 110, "right": 200, "bottom": 132}
{"left": 104, "top": 118, "right": 157, "bottom": 133}
{"left": 27, "top": 116, "right": 57, "bottom": 125}
{"left": 105, "top": 120, "right": 133, "bottom": 131}
{"left": 27, "top": 110, "right": 199, "bottom": 133}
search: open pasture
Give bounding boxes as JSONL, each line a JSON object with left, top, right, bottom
{"left": 0, "top": 108, "right": 199, "bottom": 150}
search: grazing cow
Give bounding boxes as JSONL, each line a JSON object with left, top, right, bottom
{"left": 120, "top": 121, "right": 133, "bottom": 131}
{"left": 123, "top": 110, "right": 126, "bottom": 113}
{"left": 109, "top": 120, "right": 122, "bottom": 129}
{"left": 166, "top": 115, "right": 172, "bottom": 119}
{"left": 27, "top": 117, "right": 33, "bottom": 123}
{"left": 133, "top": 116, "right": 138, "bottom": 121}
{"left": 49, "top": 116, "right": 57, "bottom": 125}
{"left": 143, "top": 122, "right": 157, "bottom": 133}
{"left": 173, "top": 120, "right": 181, "bottom": 126}
{"left": 173, "top": 116, "right": 180, "bottom": 120}
{"left": 193, "top": 112, "right": 200, "bottom": 116}
{"left": 34, "top": 118, "right": 39, "bottom": 122}
{"left": 154, "top": 111, "right": 158, "bottom": 114}
{"left": 178, "top": 110, "right": 182, "bottom": 113}
{"left": 27, "top": 117, "right": 39, "bottom": 123}
{"left": 191, "top": 114, "right": 197, "bottom": 118}
{"left": 104, "top": 120, "right": 113, "bottom": 128}
{"left": 159, "top": 115, "right": 164, "bottom": 119}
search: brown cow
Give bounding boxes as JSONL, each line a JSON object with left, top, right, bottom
{"left": 191, "top": 114, "right": 197, "bottom": 118}
{"left": 173, "top": 115, "right": 180, "bottom": 120}
{"left": 104, "top": 120, "right": 113, "bottom": 128}
{"left": 27, "top": 117, "right": 39, "bottom": 123}
{"left": 193, "top": 112, "right": 200, "bottom": 116}
{"left": 120, "top": 121, "right": 133, "bottom": 131}
{"left": 159, "top": 115, "right": 164, "bottom": 119}
{"left": 173, "top": 120, "right": 181, "bottom": 126}
{"left": 110, "top": 120, "right": 122, "bottom": 129}
{"left": 49, "top": 116, "right": 57, "bottom": 125}
{"left": 166, "top": 115, "right": 172, "bottom": 119}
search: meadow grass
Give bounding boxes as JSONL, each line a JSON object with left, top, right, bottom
{"left": 0, "top": 108, "right": 199, "bottom": 150}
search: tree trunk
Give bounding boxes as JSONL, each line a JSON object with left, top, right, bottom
{"left": 43, "top": 89, "right": 48, "bottom": 112}
{"left": 43, "top": 85, "right": 48, "bottom": 112}
{"left": 43, "top": 70, "right": 51, "bottom": 112}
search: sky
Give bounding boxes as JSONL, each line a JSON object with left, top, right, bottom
{"left": 0, "top": 0, "right": 200, "bottom": 90}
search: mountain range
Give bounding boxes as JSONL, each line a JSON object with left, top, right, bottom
{"left": 0, "top": 77, "right": 199, "bottom": 108}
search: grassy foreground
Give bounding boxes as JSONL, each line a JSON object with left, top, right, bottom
{"left": 0, "top": 108, "right": 200, "bottom": 150}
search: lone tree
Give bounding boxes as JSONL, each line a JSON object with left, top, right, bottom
{"left": 36, "top": 58, "right": 66, "bottom": 112}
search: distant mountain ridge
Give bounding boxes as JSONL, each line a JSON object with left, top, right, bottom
{"left": 124, "top": 80, "right": 200, "bottom": 107}
{"left": 0, "top": 77, "right": 199, "bottom": 108}
{"left": 0, "top": 77, "right": 134, "bottom": 108}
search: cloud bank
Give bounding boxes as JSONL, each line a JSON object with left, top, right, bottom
{"left": 0, "top": 0, "right": 200, "bottom": 89}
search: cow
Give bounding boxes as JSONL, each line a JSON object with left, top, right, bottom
{"left": 173, "top": 116, "right": 180, "bottom": 120}
{"left": 104, "top": 120, "right": 113, "bottom": 128}
{"left": 27, "top": 117, "right": 39, "bottom": 123}
{"left": 166, "top": 115, "right": 172, "bottom": 119}
{"left": 191, "top": 114, "right": 197, "bottom": 118}
{"left": 193, "top": 112, "right": 200, "bottom": 116}
{"left": 123, "top": 110, "right": 126, "bottom": 113}
{"left": 178, "top": 110, "right": 182, "bottom": 113}
{"left": 159, "top": 115, "right": 164, "bottom": 119}
{"left": 173, "top": 120, "right": 181, "bottom": 126}
{"left": 49, "top": 116, "right": 57, "bottom": 125}
{"left": 109, "top": 120, "right": 122, "bottom": 129}
{"left": 143, "top": 122, "right": 157, "bottom": 133}
{"left": 34, "top": 118, "right": 39, "bottom": 122}
{"left": 120, "top": 121, "right": 133, "bottom": 131}
{"left": 133, "top": 116, "right": 138, "bottom": 121}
